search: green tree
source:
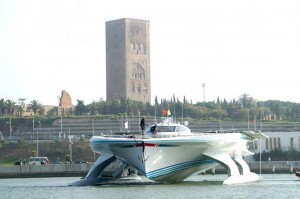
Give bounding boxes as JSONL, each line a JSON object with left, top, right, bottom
{"left": 65, "top": 155, "right": 70, "bottom": 162}
{"left": 27, "top": 100, "right": 42, "bottom": 114}
{"left": 239, "top": 93, "right": 256, "bottom": 108}
{"left": 5, "top": 100, "right": 16, "bottom": 115}
{"left": 208, "top": 108, "right": 228, "bottom": 119}
{"left": 16, "top": 105, "right": 24, "bottom": 116}
{"left": 154, "top": 96, "right": 159, "bottom": 105}
{"left": 88, "top": 101, "right": 98, "bottom": 116}
{"left": 37, "top": 106, "right": 45, "bottom": 115}
{"left": 232, "top": 108, "right": 248, "bottom": 121}
{"left": 75, "top": 100, "right": 88, "bottom": 115}
{"left": 0, "top": 98, "right": 6, "bottom": 114}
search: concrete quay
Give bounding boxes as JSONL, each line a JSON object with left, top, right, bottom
{"left": 1, "top": 161, "right": 299, "bottom": 178}
{"left": 209, "top": 161, "right": 300, "bottom": 174}
{"left": 0, "top": 164, "right": 93, "bottom": 178}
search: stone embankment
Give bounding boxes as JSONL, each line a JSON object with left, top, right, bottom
{"left": 11, "top": 117, "right": 300, "bottom": 141}
{"left": 1, "top": 161, "right": 300, "bottom": 178}
{"left": 0, "top": 164, "right": 92, "bottom": 178}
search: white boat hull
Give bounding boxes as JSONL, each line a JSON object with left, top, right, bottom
{"left": 70, "top": 124, "right": 268, "bottom": 186}
{"left": 89, "top": 133, "right": 255, "bottom": 183}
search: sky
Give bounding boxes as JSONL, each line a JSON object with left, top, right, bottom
{"left": 1, "top": 0, "right": 300, "bottom": 106}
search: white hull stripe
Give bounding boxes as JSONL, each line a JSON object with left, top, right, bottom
{"left": 144, "top": 159, "right": 215, "bottom": 179}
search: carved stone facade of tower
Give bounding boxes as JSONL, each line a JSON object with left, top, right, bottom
{"left": 106, "top": 18, "right": 151, "bottom": 103}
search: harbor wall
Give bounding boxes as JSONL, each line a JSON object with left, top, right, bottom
{"left": 1, "top": 161, "right": 300, "bottom": 178}
{"left": 0, "top": 164, "right": 92, "bottom": 178}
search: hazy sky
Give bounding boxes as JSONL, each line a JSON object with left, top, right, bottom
{"left": 1, "top": 0, "right": 300, "bottom": 106}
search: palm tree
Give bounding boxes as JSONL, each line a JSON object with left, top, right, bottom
{"left": 6, "top": 100, "right": 16, "bottom": 115}
{"left": 0, "top": 98, "right": 6, "bottom": 114}
{"left": 16, "top": 105, "right": 24, "bottom": 116}
{"left": 27, "top": 100, "right": 42, "bottom": 114}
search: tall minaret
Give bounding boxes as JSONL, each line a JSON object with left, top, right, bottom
{"left": 106, "top": 18, "right": 151, "bottom": 103}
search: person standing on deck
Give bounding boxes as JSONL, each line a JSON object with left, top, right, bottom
{"left": 140, "top": 117, "right": 145, "bottom": 131}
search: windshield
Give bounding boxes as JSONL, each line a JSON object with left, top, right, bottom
{"left": 145, "top": 125, "right": 188, "bottom": 133}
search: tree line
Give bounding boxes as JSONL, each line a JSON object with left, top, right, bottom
{"left": 2, "top": 93, "right": 300, "bottom": 122}
{"left": 0, "top": 99, "right": 44, "bottom": 116}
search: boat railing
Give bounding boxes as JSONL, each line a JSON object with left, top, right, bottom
{"left": 94, "top": 129, "right": 253, "bottom": 139}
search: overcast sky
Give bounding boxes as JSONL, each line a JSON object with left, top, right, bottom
{"left": 1, "top": 0, "right": 300, "bottom": 106}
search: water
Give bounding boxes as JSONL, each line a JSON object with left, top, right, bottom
{"left": 1, "top": 174, "right": 300, "bottom": 199}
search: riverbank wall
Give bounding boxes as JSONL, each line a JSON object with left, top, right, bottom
{"left": 0, "top": 164, "right": 92, "bottom": 178}
{"left": 1, "top": 161, "right": 300, "bottom": 178}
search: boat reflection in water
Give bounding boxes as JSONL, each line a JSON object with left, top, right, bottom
{"left": 71, "top": 117, "right": 268, "bottom": 186}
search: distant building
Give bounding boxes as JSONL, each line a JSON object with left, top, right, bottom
{"left": 106, "top": 18, "right": 151, "bottom": 103}
{"left": 258, "top": 132, "right": 300, "bottom": 152}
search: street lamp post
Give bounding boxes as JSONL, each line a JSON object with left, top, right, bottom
{"left": 9, "top": 117, "right": 12, "bottom": 140}
{"left": 91, "top": 118, "right": 95, "bottom": 162}
{"left": 36, "top": 131, "right": 39, "bottom": 157}
{"left": 38, "top": 121, "right": 41, "bottom": 157}
{"left": 247, "top": 109, "right": 250, "bottom": 130}
{"left": 202, "top": 83, "right": 206, "bottom": 102}
{"left": 69, "top": 137, "right": 73, "bottom": 163}
{"left": 60, "top": 115, "right": 63, "bottom": 139}
{"left": 6, "top": 117, "right": 12, "bottom": 140}
{"left": 32, "top": 114, "right": 35, "bottom": 131}
{"left": 92, "top": 118, "right": 95, "bottom": 136}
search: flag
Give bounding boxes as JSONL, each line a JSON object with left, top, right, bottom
{"left": 167, "top": 110, "right": 171, "bottom": 116}
{"left": 162, "top": 109, "right": 167, "bottom": 115}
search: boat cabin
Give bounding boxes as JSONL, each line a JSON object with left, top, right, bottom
{"left": 143, "top": 118, "right": 192, "bottom": 138}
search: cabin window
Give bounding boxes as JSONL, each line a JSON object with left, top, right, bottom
{"left": 175, "top": 126, "right": 188, "bottom": 132}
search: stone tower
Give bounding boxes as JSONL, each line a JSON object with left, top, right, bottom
{"left": 106, "top": 18, "right": 151, "bottom": 103}
{"left": 58, "top": 90, "right": 73, "bottom": 115}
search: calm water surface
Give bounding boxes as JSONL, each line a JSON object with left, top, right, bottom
{"left": 1, "top": 174, "right": 300, "bottom": 199}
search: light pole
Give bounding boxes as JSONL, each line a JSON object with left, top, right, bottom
{"left": 35, "top": 120, "right": 41, "bottom": 157}
{"left": 92, "top": 118, "right": 95, "bottom": 136}
{"left": 181, "top": 97, "right": 184, "bottom": 124}
{"left": 9, "top": 117, "right": 12, "bottom": 140}
{"left": 60, "top": 115, "right": 63, "bottom": 139}
{"left": 6, "top": 117, "right": 12, "bottom": 140}
{"left": 92, "top": 118, "right": 96, "bottom": 161}
{"left": 69, "top": 137, "right": 73, "bottom": 163}
{"left": 91, "top": 118, "right": 95, "bottom": 162}
{"left": 36, "top": 131, "right": 39, "bottom": 157}
{"left": 202, "top": 83, "right": 206, "bottom": 102}
{"left": 247, "top": 109, "right": 250, "bottom": 130}
{"left": 32, "top": 114, "right": 35, "bottom": 131}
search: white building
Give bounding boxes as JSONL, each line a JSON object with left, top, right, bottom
{"left": 258, "top": 132, "right": 300, "bottom": 152}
